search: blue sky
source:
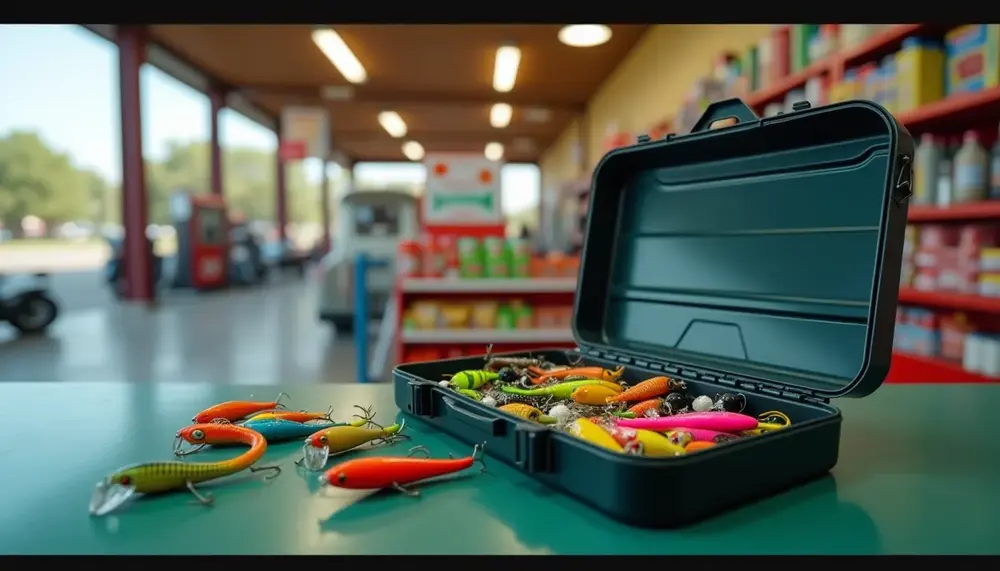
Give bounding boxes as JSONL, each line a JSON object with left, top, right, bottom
{"left": 0, "top": 25, "right": 539, "bottom": 213}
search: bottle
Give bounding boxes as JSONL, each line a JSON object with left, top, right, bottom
{"left": 954, "top": 130, "right": 989, "bottom": 203}
{"left": 914, "top": 134, "right": 942, "bottom": 205}
{"left": 991, "top": 122, "right": 1000, "bottom": 199}
{"left": 937, "top": 139, "right": 955, "bottom": 207}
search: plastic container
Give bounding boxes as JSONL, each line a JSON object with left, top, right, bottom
{"left": 913, "top": 134, "right": 942, "bottom": 205}
{"left": 394, "top": 98, "right": 914, "bottom": 528}
{"left": 953, "top": 131, "right": 989, "bottom": 203}
{"left": 945, "top": 25, "right": 1000, "bottom": 96}
{"left": 896, "top": 37, "right": 945, "bottom": 112}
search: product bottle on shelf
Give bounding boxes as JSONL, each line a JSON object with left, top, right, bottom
{"left": 954, "top": 130, "right": 989, "bottom": 203}
{"left": 937, "top": 138, "right": 956, "bottom": 207}
{"left": 914, "top": 134, "right": 941, "bottom": 205}
{"left": 991, "top": 121, "right": 1000, "bottom": 199}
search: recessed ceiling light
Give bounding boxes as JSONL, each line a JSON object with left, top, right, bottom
{"left": 311, "top": 28, "right": 368, "bottom": 84}
{"left": 493, "top": 44, "right": 521, "bottom": 93}
{"left": 484, "top": 142, "right": 504, "bottom": 162}
{"left": 378, "top": 111, "right": 407, "bottom": 138}
{"left": 558, "top": 25, "right": 613, "bottom": 48}
{"left": 490, "top": 103, "right": 513, "bottom": 128}
{"left": 402, "top": 141, "right": 425, "bottom": 162}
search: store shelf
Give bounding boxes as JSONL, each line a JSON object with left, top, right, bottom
{"left": 836, "top": 24, "right": 928, "bottom": 68}
{"left": 888, "top": 352, "right": 998, "bottom": 383}
{"left": 745, "top": 58, "right": 830, "bottom": 108}
{"left": 898, "top": 288, "right": 1000, "bottom": 314}
{"left": 401, "top": 329, "right": 575, "bottom": 344}
{"left": 897, "top": 85, "right": 1000, "bottom": 131}
{"left": 400, "top": 277, "right": 577, "bottom": 294}
{"left": 907, "top": 201, "right": 1000, "bottom": 222}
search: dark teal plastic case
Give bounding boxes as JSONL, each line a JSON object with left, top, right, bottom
{"left": 394, "top": 98, "right": 914, "bottom": 528}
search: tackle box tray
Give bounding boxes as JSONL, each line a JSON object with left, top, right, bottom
{"left": 394, "top": 98, "right": 914, "bottom": 528}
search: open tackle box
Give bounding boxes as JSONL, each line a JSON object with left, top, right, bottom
{"left": 393, "top": 98, "right": 914, "bottom": 528}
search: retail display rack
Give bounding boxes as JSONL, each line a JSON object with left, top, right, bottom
{"left": 741, "top": 23, "right": 1000, "bottom": 383}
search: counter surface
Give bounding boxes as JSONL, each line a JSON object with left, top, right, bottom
{"left": 2, "top": 382, "right": 996, "bottom": 554}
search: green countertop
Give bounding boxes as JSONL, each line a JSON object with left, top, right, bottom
{"left": 0, "top": 382, "right": 997, "bottom": 555}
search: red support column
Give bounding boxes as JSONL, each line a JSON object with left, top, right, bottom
{"left": 276, "top": 151, "right": 288, "bottom": 242}
{"left": 320, "top": 159, "right": 331, "bottom": 253}
{"left": 117, "top": 25, "right": 153, "bottom": 303}
{"left": 208, "top": 86, "right": 225, "bottom": 196}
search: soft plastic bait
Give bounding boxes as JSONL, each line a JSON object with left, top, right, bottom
{"left": 528, "top": 366, "right": 624, "bottom": 385}
{"left": 501, "top": 379, "right": 622, "bottom": 399}
{"left": 605, "top": 377, "right": 681, "bottom": 404}
{"left": 616, "top": 411, "right": 760, "bottom": 433}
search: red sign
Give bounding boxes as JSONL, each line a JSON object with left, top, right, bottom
{"left": 278, "top": 140, "right": 307, "bottom": 162}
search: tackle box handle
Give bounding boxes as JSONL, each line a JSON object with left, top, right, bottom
{"left": 690, "top": 98, "right": 759, "bottom": 133}
{"left": 442, "top": 396, "right": 506, "bottom": 437}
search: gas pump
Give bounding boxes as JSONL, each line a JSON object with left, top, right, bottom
{"left": 170, "top": 191, "right": 229, "bottom": 290}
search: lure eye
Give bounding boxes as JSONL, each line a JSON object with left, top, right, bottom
{"left": 319, "top": 435, "right": 328, "bottom": 444}
{"left": 119, "top": 475, "right": 131, "bottom": 486}
{"left": 191, "top": 429, "right": 205, "bottom": 440}
{"left": 337, "top": 473, "right": 347, "bottom": 484}
{"left": 528, "top": 411, "right": 539, "bottom": 420}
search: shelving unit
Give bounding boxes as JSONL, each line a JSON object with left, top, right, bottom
{"left": 396, "top": 278, "right": 578, "bottom": 362}
{"left": 736, "top": 24, "right": 1000, "bottom": 384}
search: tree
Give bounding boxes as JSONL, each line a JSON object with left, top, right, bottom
{"left": 0, "top": 130, "right": 91, "bottom": 234}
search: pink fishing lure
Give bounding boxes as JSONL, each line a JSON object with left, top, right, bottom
{"left": 669, "top": 428, "right": 739, "bottom": 443}
{"left": 616, "top": 411, "right": 758, "bottom": 433}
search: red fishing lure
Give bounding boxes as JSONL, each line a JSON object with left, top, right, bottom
{"left": 192, "top": 392, "right": 290, "bottom": 423}
{"left": 320, "top": 443, "right": 487, "bottom": 496}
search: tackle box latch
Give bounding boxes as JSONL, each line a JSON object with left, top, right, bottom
{"left": 514, "top": 425, "right": 552, "bottom": 474}
{"left": 407, "top": 380, "right": 435, "bottom": 417}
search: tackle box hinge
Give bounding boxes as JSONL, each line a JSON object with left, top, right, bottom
{"left": 514, "top": 425, "right": 552, "bottom": 474}
{"left": 636, "top": 133, "right": 651, "bottom": 144}
{"left": 407, "top": 380, "right": 435, "bottom": 417}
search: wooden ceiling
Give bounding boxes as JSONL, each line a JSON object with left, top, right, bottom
{"left": 147, "top": 25, "right": 649, "bottom": 163}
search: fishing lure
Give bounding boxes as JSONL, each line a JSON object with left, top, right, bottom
{"left": 528, "top": 365, "right": 625, "bottom": 385}
{"left": 89, "top": 423, "right": 280, "bottom": 517}
{"left": 246, "top": 406, "right": 334, "bottom": 423}
{"left": 666, "top": 430, "right": 694, "bottom": 447}
{"left": 633, "top": 429, "right": 687, "bottom": 457}
{"left": 497, "top": 367, "right": 522, "bottom": 384}
{"left": 605, "top": 377, "right": 683, "bottom": 404}
{"left": 456, "top": 388, "right": 483, "bottom": 401}
{"left": 319, "top": 443, "right": 488, "bottom": 497}
{"left": 501, "top": 379, "right": 623, "bottom": 399}
{"left": 666, "top": 428, "right": 739, "bottom": 443}
{"left": 447, "top": 370, "right": 498, "bottom": 390}
{"left": 691, "top": 395, "right": 715, "bottom": 412}
{"left": 685, "top": 441, "right": 717, "bottom": 452}
{"left": 714, "top": 393, "right": 747, "bottom": 413}
{"left": 192, "top": 392, "right": 290, "bottom": 423}
{"left": 627, "top": 398, "right": 664, "bottom": 417}
{"left": 570, "top": 384, "right": 622, "bottom": 405}
{"left": 498, "top": 403, "right": 557, "bottom": 424}
{"left": 741, "top": 411, "right": 792, "bottom": 436}
{"left": 616, "top": 411, "right": 761, "bottom": 433}
{"left": 242, "top": 418, "right": 366, "bottom": 444}
{"left": 298, "top": 418, "right": 409, "bottom": 471}
{"left": 483, "top": 345, "right": 552, "bottom": 371}
{"left": 663, "top": 392, "right": 691, "bottom": 415}
{"left": 568, "top": 418, "right": 623, "bottom": 453}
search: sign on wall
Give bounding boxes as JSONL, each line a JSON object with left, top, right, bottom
{"left": 279, "top": 106, "right": 330, "bottom": 161}
{"left": 423, "top": 153, "right": 503, "bottom": 225}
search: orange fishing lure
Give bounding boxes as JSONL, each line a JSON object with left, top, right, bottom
{"left": 627, "top": 398, "right": 664, "bottom": 416}
{"left": 320, "top": 443, "right": 487, "bottom": 496}
{"left": 528, "top": 365, "right": 624, "bottom": 385}
{"left": 605, "top": 377, "right": 674, "bottom": 404}
{"left": 685, "top": 441, "right": 717, "bottom": 452}
{"left": 193, "top": 392, "right": 290, "bottom": 423}
{"left": 246, "top": 406, "right": 333, "bottom": 424}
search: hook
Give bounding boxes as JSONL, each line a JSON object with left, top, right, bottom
{"left": 275, "top": 392, "right": 290, "bottom": 410}
{"left": 473, "top": 442, "right": 488, "bottom": 473}
{"left": 407, "top": 445, "right": 430, "bottom": 458}
{"left": 250, "top": 464, "right": 282, "bottom": 481}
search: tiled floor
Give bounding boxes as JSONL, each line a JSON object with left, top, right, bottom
{"left": 0, "top": 278, "right": 370, "bottom": 384}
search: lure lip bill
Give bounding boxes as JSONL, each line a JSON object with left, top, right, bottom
{"left": 301, "top": 442, "right": 331, "bottom": 471}
{"left": 88, "top": 480, "right": 136, "bottom": 517}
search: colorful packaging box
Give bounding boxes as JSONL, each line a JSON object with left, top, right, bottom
{"left": 945, "top": 25, "right": 1000, "bottom": 95}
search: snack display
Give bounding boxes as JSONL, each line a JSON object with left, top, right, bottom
{"left": 402, "top": 299, "right": 572, "bottom": 331}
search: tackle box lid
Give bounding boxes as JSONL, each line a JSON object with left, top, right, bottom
{"left": 572, "top": 98, "right": 913, "bottom": 401}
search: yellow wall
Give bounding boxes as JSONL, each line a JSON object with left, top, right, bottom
{"left": 540, "top": 24, "right": 772, "bottom": 188}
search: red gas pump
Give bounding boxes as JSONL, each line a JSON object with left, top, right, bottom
{"left": 170, "top": 192, "right": 229, "bottom": 290}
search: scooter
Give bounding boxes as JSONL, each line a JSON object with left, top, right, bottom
{"left": 104, "top": 235, "right": 163, "bottom": 299}
{"left": 0, "top": 273, "right": 60, "bottom": 334}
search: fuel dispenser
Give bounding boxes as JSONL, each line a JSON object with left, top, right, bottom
{"left": 170, "top": 191, "right": 229, "bottom": 290}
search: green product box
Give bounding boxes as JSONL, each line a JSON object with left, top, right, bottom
{"left": 508, "top": 238, "right": 531, "bottom": 278}
{"left": 483, "top": 236, "right": 509, "bottom": 278}
{"left": 495, "top": 305, "right": 516, "bottom": 329}
{"left": 457, "top": 237, "right": 484, "bottom": 279}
